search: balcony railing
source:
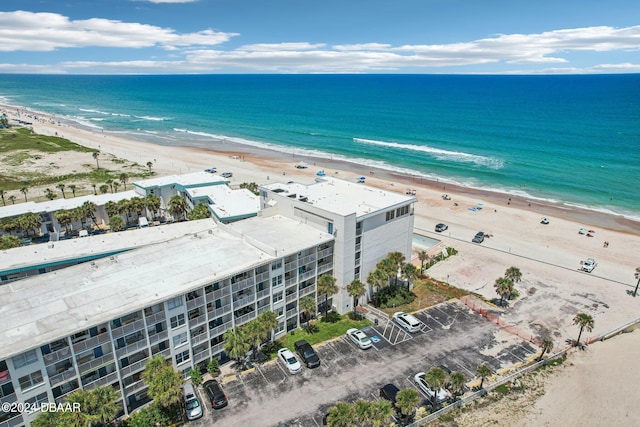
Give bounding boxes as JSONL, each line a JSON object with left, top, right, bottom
{"left": 145, "top": 311, "right": 166, "bottom": 325}
{"left": 188, "top": 313, "right": 207, "bottom": 327}
{"left": 124, "top": 380, "right": 147, "bottom": 396}
{"left": 255, "top": 271, "right": 270, "bottom": 283}
{"left": 207, "top": 303, "right": 231, "bottom": 319}
{"left": 0, "top": 393, "right": 17, "bottom": 405}
{"left": 78, "top": 353, "right": 115, "bottom": 375}
{"left": 119, "top": 358, "right": 149, "bottom": 378}
{"left": 72, "top": 331, "right": 111, "bottom": 353}
{"left": 193, "top": 349, "right": 209, "bottom": 363}
{"left": 210, "top": 342, "right": 225, "bottom": 356}
{"left": 234, "top": 312, "right": 256, "bottom": 326}
{"left": 111, "top": 319, "right": 145, "bottom": 339}
{"left": 116, "top": 339, "right": 149, "bottom": 359}
{"left": 186, "top": 295, "right": 206, "bottom": 310}
{"left": 257, "top": 305, "right": 271, "bottom": 315}
{"left": 233, "top": 294, "right": 255, "bottom": 308}
{"left": 209, "top": 321, "right": 232, "bottom": 337}
{"left": 318, "top": 247, "right": 333, "bottom": 258}
{"left": 207, "top": 287, "right": 230, "bottom": 302}
{"left": 0, "top": 414, "right": 24, "bottom": 427}
{"left": 231, "top": 277, "right": 254, "bottom": 294}
{"left": 43, "top": 346, "right": 72, "bottom": 366}
{"left": 286, "top": 308, "right": 298, "bottom": 318}
{"left": 148, "top": 330, "right": 168, "bottom": 345}
{"left": 298, "top": 254, "right": 316, "bottom": 265}
{"left": 299, "top": 285, "right": 316, "bottom": 297}
{"left": 285, "top": 293, "right": 297, "bottom": 303}
{"left": 84, "top": 371, "right": 118, "bottom": 390}
{"left": 284, "top": 277, "right": 296, "bottom": 287}
{"left": 49, "top": 368, "right": 78, "bottom": 387}
{"left": 318, "top": 263, "right": 333, "bottom": 274}
{"left": 191, "top": 333, "right": 208, "bottom": 346}
{"left": 256, "top": 288, "right": 270, "bottom": 299}
{"left": 299, "top": 269, "right": 316, "bottom": 281}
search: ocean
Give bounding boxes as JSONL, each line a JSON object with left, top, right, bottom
{"left": 0, "top": 74, "right": 638, "bottom": 220}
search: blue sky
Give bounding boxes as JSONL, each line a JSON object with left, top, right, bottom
{"left": 1, "top": 0, "right": 639, "bottom": 74}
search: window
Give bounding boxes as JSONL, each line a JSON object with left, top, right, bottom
{"left": 327, "top": 222, "right": 334, "bottom": 234}
{"left": 167, "top": 296, "right": 183, "bottom": 310}
{"left": 175, "top": 350, "right": 190, "bottom": 365}
{"left": 396, "top": 205, "right": 409, "bottom": 217}
{"left": 170, "top": 314, "right": 185, "bottom": 329}
{"left": 273, "top": 292, "right": 283, "bottom": 304}
{"left": 1, "top": 382, "right": 14, "bottom": 398}
{"left": 271, "top": 275, "right": 283, "bottom": 287}
{"left": 271, "top": 260, "right": 282, "bottom": 270}
{"left": 18, "top": 371, "right": 43, "bottom": 390}
{"left": 12, "top": 350, "right": 38, "bottom": 369}
{"left": 386, "top": 210, "right": 395, "bottom": 221}
{"left": 173, "top": 332, "right": 188, "bottom": 348}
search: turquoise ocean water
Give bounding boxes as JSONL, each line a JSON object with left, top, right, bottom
{"left": 0, "top": 74, "right": 638, "bottom": 220}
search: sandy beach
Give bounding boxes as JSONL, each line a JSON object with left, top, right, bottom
{"left": 3, "top": 105, "right": 640, "bottom": 425}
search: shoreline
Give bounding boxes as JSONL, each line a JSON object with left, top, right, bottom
{"left": 2, "top": 102, "right": 639, "bottom": 232}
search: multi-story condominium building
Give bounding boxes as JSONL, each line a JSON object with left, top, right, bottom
{"left": 259, "top": 177, "right": 417, "bottom": 313}
{"left": 0, "top": 215, "right": 333, "bottom": 427}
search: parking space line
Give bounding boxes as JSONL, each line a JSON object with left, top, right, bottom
{"left": 508, "top": 349, "right": 526, "bottom": 363}
{"left": 453, "top": 361, "right": 475, "bottom": 378}
{"left": 255, "top": 364, "right": 270, "bottom": 385}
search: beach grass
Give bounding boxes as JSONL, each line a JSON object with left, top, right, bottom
{"left": 0, "top": 127, "right": 96, "bottom": 153}
{"left": 379, "top": 277, "right": 469, "bottom": 316}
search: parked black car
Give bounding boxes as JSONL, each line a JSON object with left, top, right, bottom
{"left": 379, "top": 383, "right": 400, "bottom": 407}
{"left": 294, "top": 340, "right": 321, "bottom": 368}
{"left": 203, "top": 379, "right": 228, "bottom": 409}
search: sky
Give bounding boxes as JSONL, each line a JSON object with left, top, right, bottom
{"left": 1, "top": 0, "right": 639, "bottom": 74}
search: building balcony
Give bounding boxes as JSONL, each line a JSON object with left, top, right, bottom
{"left": 256, "top": 288, "right": 270, "bottom": 299}
{"left": 233, "top": 294, "right": 255, "bottom": 309}
{"left": 145, "top": 311, "right": 166, "bottom": 325}
{"left": 231, "top": 278, "right": 254, "bottom": 294}
{"left": 298, "top": 254, "right": 316, "bottom": 265}
{"left": 148, "top": 329, "right": 168, "bottom": 345}
{"left": 317, "top": 263, "right": 333, "bottom": 275}
{"left": 206, "top": 287, "right": 230, "bottom": 302}
{"left": 111, "top": 319, "right": 146, "bottom": 340}
{"left": 286, "top": 308, "right": 298, "bottom": 318}
{"left": 49, "top": 367, "right": 78, "bottom": 387}
{"left": 299, "top": 285, "right": 316, "bottom": 297}
{"left": 284, "top": 276, "right": 296, "bottom": 287}
{"left": 299, "top": 269, "right": 316, "bottom": 281}
{"left": 186, "top": 295, "right": 206, "bottom": 310}
{"left": 116, "top": 339, "right": 149, "bottom": 359}
{"left": 188, "top": 313, "right": 207, "bottom": 327}
{"left": 257, "top": 305, "right": 271, "bottom": 315}
{"left": 43, "top": 346, "right": 72, "bottom": 366}
{"left": 191, "top": 332, "right": 209, "bottom": 346}
{"left": 285, "top": 292, "right": 297, "bottom": 303}
{"left": 84, "top": 371, "right": 118, "bottom": 390}
{"left": 210, "top": 342, "right": 225, "bottom": 356}
{"left": 78, "top": 353, "right": 115, "bottom": 376}
{"left": 207, "top": 303, "right": 231, "bottom": 319}
{"left": 209, "top": 321, "right": 232, "bottom": 338}
{"left": 193, "top": 348, "right": 209, "bottom": 363}
{"left": 255, "top": 271, "right": 270, "bottom": 283}
{"left": 124, "top": 380, "right": 147, "bottom": 397}
{"left": 0, "top": 393, "right": 17, "bottom": 405}
{"left": 234, "top": 312, "right": 255, "bottom": 326}
{"left": 119, "top": 357, "right": 149, "bottom": 378}
{"left": 0, "top": 414, "right": 24, "bottom": 427}
{"left": 318, "top": 247, "right": 333, "bottom": 258}
{"left": 72, "top": 331, "right": 111, "bottom": 353}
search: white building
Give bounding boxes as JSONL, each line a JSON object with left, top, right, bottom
{"left": 0, "top": 216, "right": 333, "bottom": 426}
{"left": 259, "top": 177, "right": 416, "bottom": 313}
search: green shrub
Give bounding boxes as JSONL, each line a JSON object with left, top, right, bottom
{"left": 372, "top": 285, "right": 416, "bottom": 309}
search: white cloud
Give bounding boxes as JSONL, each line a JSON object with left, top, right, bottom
{"left": 237, "top": 42, "right": 327, "bottom": 52}
{"left": 0, "top": 11, "right": 237, "bottom": 52}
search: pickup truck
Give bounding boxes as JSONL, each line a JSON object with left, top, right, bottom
{"left": 581, "top": 258, "right": 597, "bottom": 273}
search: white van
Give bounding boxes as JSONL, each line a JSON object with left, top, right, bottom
{"left": 183, "top": 383, "right": 203, "bottom": 421}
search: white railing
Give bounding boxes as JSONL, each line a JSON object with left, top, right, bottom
{"left": 43, "top": 346, "right": 72, "bottom": 366}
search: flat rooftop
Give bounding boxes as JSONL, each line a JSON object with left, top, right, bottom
{"left": 0, "top": 220, "right": 219, "bottom": 276}
{"left": 186, "top": 185, "right": 259, "bottom": 221}
{"left": 0, "top": 215, "right": 333, "bottom": 360}
{"left": 261, "top": 177, "right": 416, "bottom": 217}
{"left": 133, "top": 171, "right": 227, "bottom": 189}
{"left": 0, "top": 190, "right": 137, "bottom": 219}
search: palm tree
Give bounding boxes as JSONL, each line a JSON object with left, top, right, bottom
{"left": 44, "top": 188, "right": 57, "bottom": 200}
{"left": 92, "top": 151, "right": 100, "bottom": 169}
{"left": 146, "top": 161, "right": 153, "bottom": 171}
{"left": 244, "top": 321, "right": 264, "bottom": 361}
{"left": 56, "top": 183, "right": 66, "bottom": 198}
{"left": 64, "top": 388, "right": 95, "bottom": 426}
{"left": 537, "top": 338, "right": 554, "bottom": 361}
{"left": 476, "top": 364, "right": 491, "bottom": 389}
{"left": 0, "top": 189, "right": 5, "bottom": 206}
{"left": 17, "top": 212, "right": 41, "bottom": 237}
{"left": 494, "top": 277, "right": 513, "bottom": 306}
{"left": 505, "top": 266, "right": 522, "bottom": 283}
{"left": 377, "top": 256, "right": 398, "bottom": 287}
{"left": 104, "top": 201, "right": 119, "bottom": 218}
{"left": 105, "top": 179, "right": 114, "bottom": 193}
{"left": 257, "top": 310, "right": 278, "bottom": 340}
{"left": 299, "top": 296, "right": 317, "bottom": 331}
{"left": 168, "top": 195, "right": 188, "bottom": 221}
{"left": 188, "top": 203, "right": 211, "bottom": 220}
{"left": 366, "top": 268, "right": 387, "bottom": 306}
{"left": 119, "top": 173, "right": 129, "bottom": 190}
{"left": 55, "top": 210, "right": 73, "bottom": 234}
{"left": 326, "top": 402, "right": 355, "bottom": 427}
{"left": 353, "top": 400, "right": 373, "bottom": 426}
{"left": 223, "top": 327, "right": 250, "bottom": 365}
{"left": 113, "top": 181, "right": 120, "bottom": 193}
{"left": 346, "top": 279, "right": 366, "bottom": 310}
{"left": 91, "top": 385, "right": 120, "bottom": 425}
{"left": 91, "top": 183, "right": 97, "bottom": 195}
{"left": 425, "top": 367, "right": 447, "bottom": 409}
{"left": 418, "top": 250, "right": 428, "bottom": 274}
{"left": 20, "top": 186, "right": 28, "bottom": 202}
{"left": 369, "top": 400, "right": 394, "bottom": 427}
{"left": 401, "top": 262, "right": 418, "bottom": 290}
{"left": 317, "top": 274, "right": 338, "bottom": 319}
{"left": 7, "top": 195, "right": 16, "bottom": 204}
{"left": 109, "top": 215, "right": 125, "bottom": 231}
{"left": 82, "top": 201, "right": 99, "bottom": 228}
{"left": 68, "top": 184, "right": 77, "bottom": 197}
{"left": 142, "top": 355, "right": 182, "bottom": 408}
{"left": 573, "top": 312, "right": 595, "bottom": 345}
{"left": 449, "top": 371, "right": 466, "bottom": 399}
{"left": 633, "top": 267, "right": 640, "bottom": 297}
{"left": 144, "top": 194, "right": 161, "bottom": 220}
{"left": 99, "top": 184, "right": 109, "bottom": 194}
{"left": 396, "top": 388, "right": 420, "bottom": 419}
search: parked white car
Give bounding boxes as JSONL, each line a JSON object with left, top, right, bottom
{"left": 581, "top": 258, "right": 597, "bottom": 273}
{"left": 392, "top": 312, "right": 422, "bottom": 333}
{"left": 414, "top": 372, "right": 448, "bottom": 403}
{"left": 277, "top": 348, "right": 302, "bottom": 374}
{"left": 346, "top": 328, "right": 372, "bottom": 349}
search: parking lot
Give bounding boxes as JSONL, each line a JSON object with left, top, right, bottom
{"left": 189, "top": 301, "right": 538, "bottom": 427}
